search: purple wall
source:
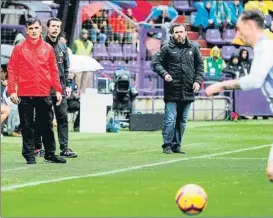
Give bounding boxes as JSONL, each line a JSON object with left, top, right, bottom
{"left": 234, "top": 89, "right": 272, "bottom": 116}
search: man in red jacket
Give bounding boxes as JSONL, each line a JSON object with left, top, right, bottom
{"left": 8, "top": 18, "right": 66, "bottom": 164}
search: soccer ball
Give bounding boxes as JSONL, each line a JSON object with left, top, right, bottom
{"left": 175, "top": 184, "right": 207, "bottom": 215}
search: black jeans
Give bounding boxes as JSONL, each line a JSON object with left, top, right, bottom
{"left": 34, "top": 97, "right": 69, "bottom": 151}
{"left": 18, "top": 97, "right": 56, "bottom": 159}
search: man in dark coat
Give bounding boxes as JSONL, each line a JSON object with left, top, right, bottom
{"left": 152, "top": 24, "right": 204, "bottom": 154}
{"left": 34, "top": 18, "right": 77, "bottom": 158}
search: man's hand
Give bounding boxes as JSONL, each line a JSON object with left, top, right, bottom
{"left": 10, "top": 93, "right": 20, "bottom": 105}
{"left": 164, "top": 74, "right": 173, "bottom": 82}
{"left": 56, "top": 92, "right": 63, "bottom": 106}
{"left": 192, "top": 82, "right": 201, "bottom": 93}
{"left": 65, "top": 87, "right": 72, "bottom": 98}
{"left": 205, "top": 82, "right": 224, "bottom": 96}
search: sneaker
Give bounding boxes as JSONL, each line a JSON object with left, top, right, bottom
{"left": 26, "top": 156, "right": 36, "bottom": 164}
{"left": 35, "top": 149, "right": 45, "bottom": 157}
{"left": 163, "top": 147, "right": 173, "bottom": 154}
{"left": 172, "top": 148, "right": 186, "bottom": 154}
{"left": 60, "top": 148, "right": 78, "bottom": 158}
{"left": 44, "top": 154, "right": 67, "bottom": 163}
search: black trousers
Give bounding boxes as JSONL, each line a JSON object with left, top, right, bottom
{"left": 18, "top": 97, "right": 56, "bottom": 159}
{"left": 34, "top": 97, "right": 68, "bottom": 151}
{"left": 67, "top": 98, "right": 80, "bottom": 130}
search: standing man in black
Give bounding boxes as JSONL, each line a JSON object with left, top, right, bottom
{"left": 152, "top": 24, "right": 204, "bottom": 154}
{"left": 34, "top": 18, "right": 77, "bottom": 158}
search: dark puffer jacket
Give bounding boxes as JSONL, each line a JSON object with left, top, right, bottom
{"left": 152, "top": 37, "right": 204, "bottom": 102}
{"left": 45, "top": 35, "right": 70, "bottom": 96}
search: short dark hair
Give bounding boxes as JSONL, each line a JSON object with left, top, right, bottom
{"left": 169, "top": 23, "right": 186, "bottom": 34}
{"left": 47, "top": 17, "right": 62, "bottom": 27}
{"left": 240, "top": 10, "right": 265, "bottom": 29}
{"left": 25, "top": 18, "right": 42, "bottom": 27}
{"left": 59, "top": 32, "right": 66, "bottom": 38}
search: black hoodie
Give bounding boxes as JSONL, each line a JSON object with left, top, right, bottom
{"left": 239, "top": 48, "right": 252, "bottom": 75}
{"left": 223, "top": 52, "right": 246, "bottom": 78}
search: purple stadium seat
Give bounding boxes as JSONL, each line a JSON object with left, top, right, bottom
{"left": 107, "top": 43, "right": 124, "bottom": 59}
{"left": 173, "top": 0, "right": 196, "bottom": 12}
{"left": 144, "top": 60, "right": 152, "bottom": 70}
{"left": 240, "top": 46, "right": 254, "bottom": 60}
{"left": 99, "top": 60, "right": 115, "bottom": 74}
{"left": 92, "top": 43, "right": 109, "bottom": 59}
{"left": 221, "top": 45, "right": 237, "bottom": 61}
{"left": 205, "top": 29, "right": 223, "bottom": 45}
{"left": 265, "top": 15, "right": 272, "bottom": 27}
{"left": 222, "top": 29, "right": 236, "bottom": 44}
{"left": 113, "top": 60, "right": 127, "bottom": 69}
{"left": 122, "top": 44, "right": 138, "bottom": 59}
{"left": 127, "top": 60, "right": 140, "bottom": 75}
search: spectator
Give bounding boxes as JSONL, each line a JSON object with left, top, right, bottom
{"left": 211, "top": 0, "right": 233, "bottom": 30}
{"left": 223, "top": 52, "right": 246, "bottom": 79}
{"left": 204, "top": 46, "right": 226, "bottom": 80}
{"left": 263, "top": 0, "right": 273, "bottom": 17}
{"left": 109, "top": 13, "right": 126, "bottom": 44}
{"left": 1, "top": 65, "right": 21, "bottom": 137}
{"left": 193, "top": 0, "right": 215, "bottom": 39}
{"left": 59, "top": 33, "right": 72, "bottom": 56}
{"left": 71, "top": 29, "right": 93, "bottom": 55}
{"left": 239, "top": 48, "right": 252, "bottom": 75}
{"left": 244, "top": 1, "right": 269, "bottom": 16}
{"left": 1, "top": 104, "right": 11, "bottom": 124}
{"left": 71, "top": 29, "right": 93, "bottom": 94}
{"left": 83, "top": 10, "right": 110, "bottom": 44}
{"left": 124, "top": 8, "right": 138, "bottom": 45}
{"left": 228, "top": 0, "right": 244, "bottom": 27}
{"left": 152, "top": 24, "right": 203, "bottom": 154}
{"left": 7, "top": 18, "right": 66, "bottom": 164}
{"left": 67, "top": 72, "right": 80, "bottom": 132}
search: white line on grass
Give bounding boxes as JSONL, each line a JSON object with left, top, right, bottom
{"left": 1, "top": 142, "right": 206, "bottom": 173}
{"left": 1, "top": 166, "right": 33, "bottom": 173}
{"left": 203, "top": 157, "right": 268, "bottom": 160}
{"left": 2, "top": 144, "right": 270, "bottom": 192}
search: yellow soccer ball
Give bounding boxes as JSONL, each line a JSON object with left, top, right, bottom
{"left": 175, "top": 184, "right": 208, "bottom": 215}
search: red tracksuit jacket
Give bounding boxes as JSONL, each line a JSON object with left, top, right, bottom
{"left": 7, "top": 36, "right": 63, "bottom": 96}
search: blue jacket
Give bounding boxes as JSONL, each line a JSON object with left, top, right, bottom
{"left": 228, "top": 2, "right": 244, "bottom": 25}
{"left": 193, "top": 3, "right": 215, "bottom": 28}
{"left": 211, "top": 1, "right": 231, "bottom": 27}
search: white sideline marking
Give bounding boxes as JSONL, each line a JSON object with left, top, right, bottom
{"left": 204, "top": 157, "right": 268, "bottom": 160}
{"left": 1, "top": 143, "right": 206, "bottom": 173}
{"left": 2, "top": 144, "right": 270, "bottom": 192}
{"left": 1, "top": 166, "right": 32, "bottom": 173}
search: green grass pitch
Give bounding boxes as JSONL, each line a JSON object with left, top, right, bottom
{"left": 1, "top": 120, "right": 273, "bottom": 217}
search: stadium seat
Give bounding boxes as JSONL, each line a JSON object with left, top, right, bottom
{"left": 173, "top": 0, "right": 196, "bottom": 12}
{"left": 221, "top": 45, "right": 237, "bottom": 61}
{"left": 205, "top": 29, "right": 223, "bottom": 45}
{"left": 222, "top": 29, "right": 236, "bottom": 44}
{"left": 107, "top": 43, "right": 124, "bottom": 59}
{"left": 99, "top": 60, "right": 115, "bottom": 74}
{"left": 92, "top": 43, "right": 109, "bottom": 59}
{"left": 122, "top": 44, "right": 138, "bottom": 59}
{"left": 113, "top": 60, "right": 128, "bottom": 68}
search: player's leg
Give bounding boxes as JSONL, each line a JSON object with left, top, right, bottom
{"left": 267, "top": 144, "right": 273, "bottom": 182}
